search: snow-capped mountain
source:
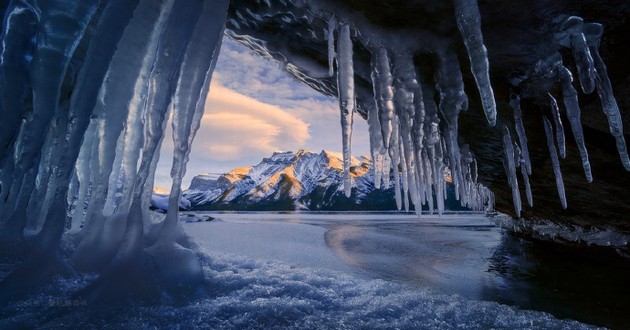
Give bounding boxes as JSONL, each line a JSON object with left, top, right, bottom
{"left": 183, "top": 149, "right": 397, "bottom": 211}
{"left": 183, "top": 149, "right": 464, "bottom": 211}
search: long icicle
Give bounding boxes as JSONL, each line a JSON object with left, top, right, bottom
{"left": 453, "top": 0, "right": 497, "bottom": 126}
{"left": 371, "top": 47, "right": 395, "bottom": 150}
{"left": 327, "top": 16, "right": 337, "bottom": 78}
{"left": 548, "top": 93, "right": 566, "bottom": 159}
{"left": 509, "top": 94, "right": 531, "bottom": 174}
{"left": 558, "top": 64, "right": 592, "bottom": 182}
{"left": 336, "top": 22, "right": 355, "bottom": 198}
{"left": 543, "top": 116, "right": 568, "bottom": 209}
{"left": 502, "top": 126, "right": 521, "bottom": 217}
{"left": 585, "top": 23, "right": 630, "bottom": 171}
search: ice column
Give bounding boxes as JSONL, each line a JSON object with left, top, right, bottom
{"left": 453, "top": 0, "right": 497, "bottom": 126}
{"left": 336, "top": 22, "right": 355, "bottom": 198}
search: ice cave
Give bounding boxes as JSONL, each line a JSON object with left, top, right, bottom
{"left": 0, "top": 0, "right": 629, "bottom": 328}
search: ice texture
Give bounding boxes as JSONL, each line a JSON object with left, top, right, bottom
{"left": 335, "top": 22, "right": 355, "bottom": 198}
{"left": 543, "top": 116, "right": 568, "bottom": 209}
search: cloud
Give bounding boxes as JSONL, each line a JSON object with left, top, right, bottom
{"left": 197, "top": 80, "right": 310, "bottom": 153}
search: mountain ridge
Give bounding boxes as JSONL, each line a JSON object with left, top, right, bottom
{"left": 182, "top": 149, "right": 465, "bottom": 211}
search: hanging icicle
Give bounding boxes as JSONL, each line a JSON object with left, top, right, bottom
{"left": 502, "top": 127, "right": 521, "bottom": 217}
{"left": 336, "top": 22, "right": 355, "bottom": 198}
{"left": 453, "top": 0, "right": 497, "bottom": 126}
{"left": 543, "top": 116, "right": 568, "bottom": 209}
{"left": 558, "top": 64, "right": 592, "bottom": 182}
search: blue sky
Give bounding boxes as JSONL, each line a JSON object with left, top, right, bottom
{"left": 154, "top": 37, "right": 370, "bottom": 190}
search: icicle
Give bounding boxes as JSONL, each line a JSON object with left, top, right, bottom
{"left": 502, "top": 127, "right": 521, "bottom": 217}
{"left": 161, "top": 0, "right": 229, "bottom": 239}
{"left": 453, "top": 0, "right": 497, "bottom": 126}
{"left": 509, "top": 94, "right": 531, "bottom": 175}
{"left": 63, "top": 0, "right": 144, "bottom": 232}
{"left": 366, "top": 103, "right": 384, "bottom": 189}
{"left": 390, "top": 115, "right": 402, "bottom": 211}
{"left": 556, "top": 17, "right": 596, "bottom": 94}
{"left": 370, "top": 47, "right": 395, "bottom": 149}
{"left": 336, "top": 22, "right": 355, "bottom": 198}
{"left": 423, "top": 152, "right": 434, "bottom": 214}
{"left": 13, "top": 1, "right": 98, "bottom": 175}
{"left": 327, "top": 16, "right": 337, "bottom": 77}
{"left": 103, "top": 131, "right": 125, "bottom": 215}
{"left": 515, "top": 145, "right": 533, "bottom": 207}
{"left": 392, "top": 52, "right": 420, "bottom": 206}
{"left": 584, "top": 23, "right": 630, "bottom": 171}
{"left": 548, "top": 93, "right": 566, "bottom": 159}
{"left": 0, "top": 3, "right": 37, "bottom": 161}
{"left": 558, "top": 65, "right": 592, "bottom": 182}
{"left": 399, "top": 138, "right": 410, "bottom": 212}
{"left": 435, "top": 50, "right": 467, "bottom": 201}
{"left": 543, "top": 116, "right": 567, "bottom": 209}
{"left": 380, "top": 150, "right": 392, "bottom": 189}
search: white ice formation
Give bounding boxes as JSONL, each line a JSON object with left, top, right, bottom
{"left": 0, "top": 0, "right": 627, "bottom": 303}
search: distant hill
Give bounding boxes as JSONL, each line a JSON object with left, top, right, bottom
{"left": 181, "top": 149, "right": 466, "bottom": 211}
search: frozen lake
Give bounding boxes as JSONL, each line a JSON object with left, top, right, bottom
{"left": 180, "top": 211, "right": 629, "bottom": 329}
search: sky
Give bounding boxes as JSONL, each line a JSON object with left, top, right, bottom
{"left": 154, "top": 37, "right": 370, "bottom": 190}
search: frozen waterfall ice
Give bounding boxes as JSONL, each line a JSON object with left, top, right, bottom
{"left": 0, "top": 0, "right": 229, "bottom": 303}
